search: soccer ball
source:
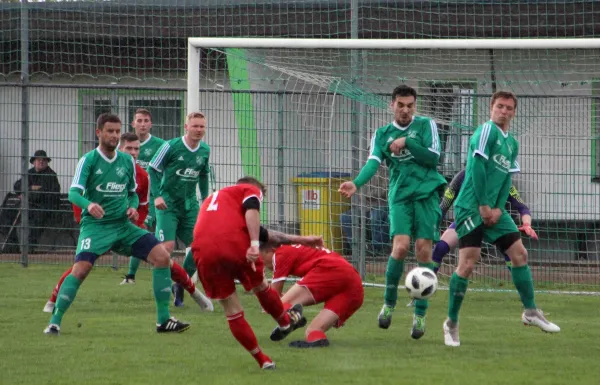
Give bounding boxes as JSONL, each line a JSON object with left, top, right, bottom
{"left": 404, "top": 267, "right": 438, "bottom": 300}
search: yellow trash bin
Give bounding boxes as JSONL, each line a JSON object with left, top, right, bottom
{"left": 291, "top": 172, "right": 351, "bottom": 253}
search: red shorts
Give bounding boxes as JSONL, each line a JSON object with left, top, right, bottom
{"left": 298, "top": 264, "right": 364, "bottom": 327}
{"left": 192, "top": 239, "right": 265, "bottom": 300}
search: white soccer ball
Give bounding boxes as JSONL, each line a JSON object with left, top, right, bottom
{"left": 404, "top": 267, "right": 438, "bottom": 300}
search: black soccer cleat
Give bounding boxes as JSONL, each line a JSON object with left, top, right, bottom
{"left": 289, "top": 338, "right": 330, "bottom": 348}
{"left": 156, "top": 317, "right": 190, "bottom": 333}
{"left": 270, "top": 304, "right": 307, "bottom": 341}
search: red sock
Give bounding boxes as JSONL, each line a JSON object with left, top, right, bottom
{"left": 170, "top": 262, "right": 196, "bottom": 294}
{"left": 227, "top": 312, "right": 271, "bottom": 367}
{"left": 307, "top": 330, "right": 327, "bottom": 342}
{"left": 50, "top": 267, "right": 73, "bottom": 303}
{"left": 255, "top": 285, "right": 290, "bottom": 328}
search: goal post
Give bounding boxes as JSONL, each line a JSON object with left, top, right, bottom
{"left": 187, "top": 37, "right": 600, "bottom": 291}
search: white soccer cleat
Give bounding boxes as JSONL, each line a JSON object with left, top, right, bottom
{"left": 191, "top": 288, "right": 214, "bottom": 312}
{"left": 261, "top": 361, "right": 276, "bottom": 370}
{"left": 522, "top": 309, "right": 560, "bottom": 333}
{"left": 43, "top": 301, "right": 55, "bottom": 313}
{"left": 443, "top": 319, "right": 460, "bottom": 347}
{"left": 120, "top": 276, "right": 135, "bottom": 285}
{"left": 44, "top": 324, "right": 60, "bottom": 336}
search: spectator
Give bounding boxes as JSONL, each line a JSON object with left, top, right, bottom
{"left": 13, "top": 150, "right": 61, "bottom": 251}
{"left": 340, "top": 166, "right": 389, "bottom": 254}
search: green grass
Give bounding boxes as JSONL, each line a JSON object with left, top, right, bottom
{"left": 2, "top": 264, "right": 599, "bottom": 385}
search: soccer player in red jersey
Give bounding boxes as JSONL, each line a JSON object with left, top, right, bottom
{"left": 192, "top": 176, "right": 323, "bottom": 369}
{"left": 43, "top": 133, "right": 212, "bottom": 314}
{"left": 260, "top": 244, "right": 364, "bottom": 348}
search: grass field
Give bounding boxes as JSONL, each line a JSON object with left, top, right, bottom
{"left": 2, "top": 264, "right": 599, "bottom": 385}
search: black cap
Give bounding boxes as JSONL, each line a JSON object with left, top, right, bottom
{"left": 30, "top": 150, "right": 51, "bottom": 164}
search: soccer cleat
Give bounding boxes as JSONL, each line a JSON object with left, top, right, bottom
{"left": 443, "top": 319, "right": 460, "bottom": 347}
{"left": 191, "top": 288, "right": 214, "bottom": 312}
{"left": 378, "top": 304, "right": 394, "bottom": 329}
{"left": 289, "top": 338, "right": 330, "bottom": 348}
{"left": 172, "top": 283, "right": 184, "bottom": 307}
{"left": 270, "top": 304, "right": 307, "bottom": 341}
{"left": 261, "top": 361, "right": 276, "bottom": 370}
{"left": 156, "top": 317, "right": 191, "bottom": 333}
{"left": 411, "top": 314, "right": 426, "bottom": 339}
{"left": 406, "top": 299, "right": 415, "bottom": 307}
{"left": 44, "top": 324, "right": 60, "bottom": 336}
{"left": 43, "top": 301, "right": 55, "bottom": 313}
{"left": 120, "top": 275, "right": 136, "bottom": 285}
{"left": 522, "top": 309, "right": 560, "bottom": 333}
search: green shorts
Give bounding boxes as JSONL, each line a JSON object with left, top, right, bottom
{"left": 76, "top": 219, "right": 149, "bottom": 257}
{"left": 389, "top": 193, "right": 441, "bottom": 241}
{"left": 155, "top": 204, "right": 198, "bottom": 245}
{"left": 454, "top": 207, "right": 519, "bottom": 243}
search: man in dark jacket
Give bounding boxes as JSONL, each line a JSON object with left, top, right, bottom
{"left": 14, "top": 150, "right": 61, "bottom": 250}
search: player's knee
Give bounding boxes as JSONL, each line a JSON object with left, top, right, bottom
{"left": 509, "top": 246, "right": 528, "bottom": 267}
{"left": 162, "top": 241, "right": 175, "bottom": 254}
{"left": 456, "top": 256, "right": 476, "bottom": 277}
{"left": 415, "top": 239, "right": 432, "bottom": 260}
{"left": 391, "top": 238, "right": 410, "bottom": 259}
{"left": 148, "top": 245, "right": 170, "bottom": 267}
{"left": 71, "top": 261, "right": 93, "bottom": 280}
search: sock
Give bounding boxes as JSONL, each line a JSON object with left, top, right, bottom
{"left": 152, "top": 266, "right": 172, "bottom": 324}
{"left": 255, "top": 285, "right": 291, "bottom": 328}
{"left": 384, "top": 256, "right": 404, "bottom": 307}
{"left": 182, "top": 248, "right": 197, "bottom": 278}
{"left": 448, "top": 272, "right": 469, "bottom": 323}
{"left": 414, "top": 262, "right": 436, "bottom": 317}
{"left": 170, "top": 261, "right": 196, "bottom": 294}
{"left": 49, "top": 274, "right": 82, "bottom": 326}
{"left": 127, "top": 257, "right": 142, "bottom": 277}
{"left": 503, "top": 254, "right": 513, "bottom": 272}
{"left": 227, "top": 312, "right": 271, "bottom": 367}
{"left": 307, "top": 330, "right": 327, "bottom": 342}
{"left": 50, "top": 267, "right": 73, "bottom": 303}
{"left": 511, "top": 265, "right": 537, "bottom": 309}
{"left": 431, "top": 240, "right": 450, "bottom": 274}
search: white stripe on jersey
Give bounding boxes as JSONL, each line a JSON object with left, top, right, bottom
{"left": 130, "top": 156, "right": 138, "bottom": 192}
{"left": 474, "top": 123, "right": 492, "bottom": 160}
{"left": 368, "top": 134, "right": 381, "bottom": 163}
{"left": 428, "top": 120, "right": 440, "bottom": 155}
{"left": 149, "top": 143, "right": 170, "bottom": 172}
{"left": 510, "top": 160, "right": 520, "bottom": 173}
{"left": 70, "top": 156, "right": 87, "bottom": 190}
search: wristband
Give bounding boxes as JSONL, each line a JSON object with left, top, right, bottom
{"left": 251, "top": 240, "right": 260, "bottom": 247}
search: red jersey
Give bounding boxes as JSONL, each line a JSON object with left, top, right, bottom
{"left": 73, "top": 163, "right": 149, "bottom": 227}
{"left": 192, "top": 184, "right": 263, "bottom": 254}
{"left": 271, "top": 244, "right": 353, "bottom": 283}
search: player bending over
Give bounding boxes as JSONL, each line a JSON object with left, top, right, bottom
{"left": 43, "top": 133, "right": 212, "bottom": 314}
{"left": 260, "top": 244, "right": 364, "bottom": 348}
{"left": 44, "top": 114, "right": 190, "bottom": 336}
{"left": 192, "top": 177, "right": 323, "bottom": 369}
{"left": 444, "top": 91, "right": 559, "bottom": 347}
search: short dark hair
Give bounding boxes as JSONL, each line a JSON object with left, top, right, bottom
{"left": 96, "top": 113, "right": 121, "bottom": 130}
{"left": 491, "top": 90, "right": 518, "bottom": 109}
{"left": 134, "top": 108, "right": 152, "bottom": 120}
{"left": 237, "top": 176, "right": 266, "bottom": 194}
{"left": 392, "top": 85, "right": 418, "bottom": 101}
{"left": 120, "top": 132, "right": 139, "bottom": 143}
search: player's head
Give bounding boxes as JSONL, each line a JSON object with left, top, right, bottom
{"left": 131, "top": 108, "right": 152, "bottom": 137}
{"left": 391, "top": 85, "right": 417, "bottom": 126}
{"left": 185, "top": 111, "right": 207, "bottom": 141}
{"left": 490, "top": 90, "right": 517, "bottom": 129}
{"left": 237, "top": 176, "right": 266, "bottom": 194}
{"left": 96, "top": 113, "right": 122, "bottom": 151}
{"left": 119, "top": 132, "right": 141, "bottom": 160}
{"left": 259, "top": 245, "right": 276, "bottom": 270}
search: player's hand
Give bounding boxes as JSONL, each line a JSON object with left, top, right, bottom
{"left": 246, "top": 245, "right": 260, "bottom": 271}
{"left": 126, "top": 208, "right": 139, "bottom": 222}
{"left": 479, "top": 205, "right": 493, "bottom": 226}
{"left": 31, "top": 185, "right": 41, "bottom": 191}
{"left": 519, "top": 224, "right": 538, "bottom": 240}
{"left": 87, "top": 203, "right": 105, "bottom": 219}
{"left": 154, "top": 197, "right": 168, "bottom": 210}
{"left": 297, "top": 235, "right": 325, "bottom": 248}
{"left": 338, "top": 181, "right": 357, "bottom": 198}
{"left": 490, "top": 208, "right": 502, "bottom": 225}
{"left": 389, "top": 137, "right": 406, "bottom": 155}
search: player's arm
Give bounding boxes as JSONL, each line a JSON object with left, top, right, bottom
{"left": 148, "top": 142, "right": 170, "bottom": 209}
{"left": 470, "top": 124, "right": 498, "bottom": 224}
{"left": 198, "top": 155, "right": 210, "bottom": 201}
{"left": 243, "top": 196, "right": 261, "bottom": 267}
{"left": 68, "top": 156, "right": 103, "bottom": 219}
{"left": 507, "top": 185, "right": 531, "bottom": 218}
{"left": 339, "top": 133, "right": 381, "bottom": 198}
{"left": 404, "top": 119, "right": 441, "bottom": 168}
{"left": 439, "top": 170, "right": 465, "bottom": 218}
{"left": 261, "top": 228, "right": 324, "bottom": 249}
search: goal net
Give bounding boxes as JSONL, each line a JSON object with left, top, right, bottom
{"left": 188, "top": 38, "right": 600, "bottom": 291}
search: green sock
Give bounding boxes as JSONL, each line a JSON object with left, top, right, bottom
{"left": 448, "top": 272, "right": 469, "bottom": 323}
{"left": 183, "top": 249, "right": 196, "bottom": 278}
{"left": 153, "top": 267, "right": 172, "bottom": 324}
{"left": 414, "top": 262, "right": 437, "bottom": 317}
{"left": 511, "top": 265, "right": 537, "bottom": 309}
{"left": 384, "top": 256, "right": 404, "bottom": 307}
{"left": 127, "top": 257, "right": 142, "bottom": 277}
{"left": 50, "top": 274, "right": 82, "bottom": 326}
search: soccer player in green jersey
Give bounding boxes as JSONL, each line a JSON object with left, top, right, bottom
{"left": 44, "top": 113, "right": 190, "bottom": 336}
{"left": 121, "top": 108, "right": 166, "bottom": 284}
{"left": 149, "top": 111, "right": 211, "bottom": 307}
{"left": 339, "top": 85, "right": 447, "bottom": 339}
{"left": 443, "top": 91, "right": 560, "bottom": 347}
